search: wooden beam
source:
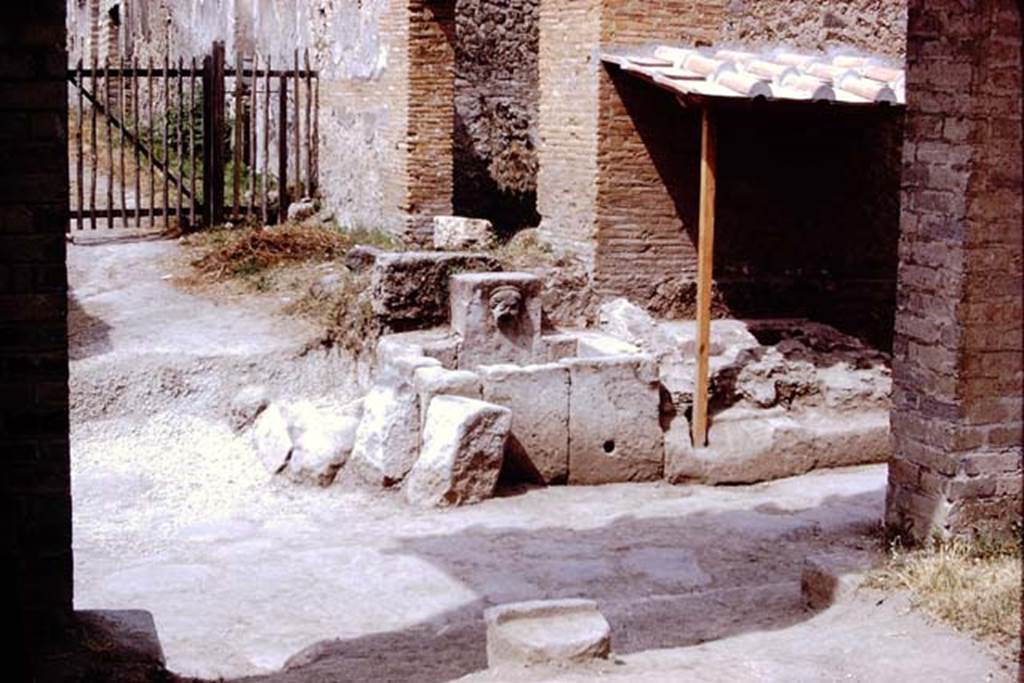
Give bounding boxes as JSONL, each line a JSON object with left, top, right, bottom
{"left": 692, "top": 107, "right": 717, "bottom": 448}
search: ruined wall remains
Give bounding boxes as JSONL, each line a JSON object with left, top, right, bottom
{"left": 721, "top": 0, "right": 907, "bottom": 61}
{"left": 454, "top": 0, "right": 540, "bottom": 237}
{"left": 1, "top": 0, "right": 73, "bottom": 657}
{"left": 886, "top": 0, "right": 1022, "bottom": 542}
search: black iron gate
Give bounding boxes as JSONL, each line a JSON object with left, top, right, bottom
{"left": 67, "top": 41, "right": 319, "bottom": 232}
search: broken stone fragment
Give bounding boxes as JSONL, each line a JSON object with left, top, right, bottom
{"left": 484, "top": 599, "right": 611, "bottom": 669}
{"left": 252, "top": 403, "right": 292, "bottom": 474}
{"left": 370, "top": 251, "right": 500, "bottom": 329}
{"left": 228, "top": 384, "right": 270, "bottom": 432}
{"left": 349, "top": 383, "right": 422, "bottom": 487}
{"left": 414, "top": 366, "right": 483, "bottom": 428}
{"left": 284, "top": 402, "right": 361, "bottom": 487}
{"left": 286, "top": 198, "right": 317, "bottom": 223}
{"left": 597, "top": 297, "right": 672, "bottom": 352}
{"left": 404, "top": 396, "right": 511, "bottom": 507}
{"left": 433, "top": 215, "right": 496, "bottom": 250}
{"left": 479, "top": 362, "right": 570, "bottom": 485}
{"left": 344, "top": 244, "right": 384, "bottom": 274}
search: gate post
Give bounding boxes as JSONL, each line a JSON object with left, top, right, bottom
{"left": 202, "top": 41, "right": 226, "bottom": 226}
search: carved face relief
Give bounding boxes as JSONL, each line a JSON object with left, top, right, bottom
{"left": 489, "top": 286, "right": 523, "bottom": 325}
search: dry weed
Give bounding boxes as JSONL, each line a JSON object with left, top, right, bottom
{"left": 869, "top": 533, "right": 1022, "bottom": 658}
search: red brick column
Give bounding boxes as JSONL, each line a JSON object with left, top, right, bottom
{"left": 0, "top": 0, "right": 73, "bottom": 654}
{"left": 886, "top": 0, "right": 1023, "bottom": 542}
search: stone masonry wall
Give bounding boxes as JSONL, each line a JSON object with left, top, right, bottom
{"left": 0, "top": 0, "right": 73, "bottom": 658}
{"left": 886, "top": 0, "right": 1022, "bottom": 542}
{"left": 454, "top": 0, "right": 540, "bottom": 237}
{"left": 721, "top": 0, "right": 907, "bottom": 61}
{"left": 313, "top": 0, "right": 454, "bottom": 242}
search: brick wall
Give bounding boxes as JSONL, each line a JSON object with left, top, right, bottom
{"left": 540, "top": 0, "right": 905, "bottom": 347}
{"left": 886, "top": 0, "right": 1022, "bottom": 542}
{"left": 405, "top": 0, "right": 455, "bottom": 242}
{"left": 313, "top": 0, "right": 453, "bottom": 243}
{"left": 536, "top": 0, "right": 602, "bottom": 268}
{"left": 0, "top": 0, "right": 73, "bottom": 652}
{"left": 454, "top": 0, "right": 540, "bottom": 236}
{"left": 592, "top": 1, "right": 721, "bottom": 310}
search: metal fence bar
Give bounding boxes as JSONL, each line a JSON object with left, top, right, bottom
{"left": 293, "top": 49, "right": 302, "bottom": 202}
{"left": 105, "top": 61, "right": 113, "bottom": 228}
{"left": 278, "top": 70, "right": 288, "bottom": 224}
{"left": 262, "top": 55, "right": 270, "bottom": 225}
{"left": 76, "top": 59, "right": 83, "bottom": 230}
{"left": 90, "top": 56, "right": 97, "bottom": 230}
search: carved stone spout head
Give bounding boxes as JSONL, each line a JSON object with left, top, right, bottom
{"left": 489, "top": 286, "right": 523, "bottom": 326}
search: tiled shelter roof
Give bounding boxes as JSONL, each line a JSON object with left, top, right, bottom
{"left": 602, "top": 46, "right": 905, "bottom": 106}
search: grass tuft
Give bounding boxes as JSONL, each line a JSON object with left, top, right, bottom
{"left": 868, "top": 532, "right": 1022, "bottom": 658}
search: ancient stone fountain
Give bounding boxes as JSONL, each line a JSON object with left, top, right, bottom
{"left": 252, "top": 248, "right": 892, "bottom": 507}
{"left": 348, "top": 270, "right": 665, "bottom": 505}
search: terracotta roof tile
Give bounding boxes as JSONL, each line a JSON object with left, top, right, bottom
{"left": 603, "top": 45, "right": 905, "bottom": 106}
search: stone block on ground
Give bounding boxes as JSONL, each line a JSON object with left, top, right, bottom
{"left": 450, "top": 272, "right": 545, "bottom": 369}
{"left": 284, "top": 402, "right": 361, "bottom": 487}
{"left": 404, "top": 396, "right": 511, "bottom": 507}
{"left": 414, "top": 366, "right": 483, "bottom": 428}
{"left": 433, "top": 215, "right": 496, "bottom": 250}
{"left": 480, "top": 362, "right": 570, "bottom": 485}
{"left": 563, "top": 354, "right": 664, "bottom": 485}
{"left": 287, "top": 198, "right": 317, "bottom": 223}
{"left": 670, "top": 407, "right": 891, "bottom": 484}
{"left": 370, "top": 251, "right": 500, "bottom": 329}
{"left": 801, "top": 553, "right": 869, "bottom": 609}
{"left": 349, "top": 384, "right": 422, "bottom": 487}
{"left": 484, "top": 599, "right": 611, "bottom": 669}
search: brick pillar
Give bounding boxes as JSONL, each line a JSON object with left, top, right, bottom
{"left": 404, "top": 0, "right": 455, "bottom": 243}
{"left": 0, "top": 0, "right": 73, "bottom": 656}
{"left": 886, "top": 0, "right": 1023, "bottom": 542}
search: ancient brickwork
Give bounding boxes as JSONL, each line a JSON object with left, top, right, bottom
{"left": 539, "top": 0, "right": 907, "bottom": 344}
{"left": 313, "top": 0, "right": 453, "bottom": 242}
{"left": 721, "top": 0, "right": 907, "bottom": 61}
{"left": 406, "top": 0, "right": 456, "bottom": 242}
{"left": 0, "top": 0, "right": 72, "bottom": 645}
{"left": 886, "top": 0, "right": 1023, "bottom": 542}
{"left": 536, "top": 0, "right": 601, "bottom": 267}
{"left": 454, "top": 0, "right": 540, "bottom": 236}
{"left": 592, "top": 1, "right": 722, "bottom": 308}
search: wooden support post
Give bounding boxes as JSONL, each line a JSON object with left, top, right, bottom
{"left": 692, "top": 107, "right": 717, "bottom": 448}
